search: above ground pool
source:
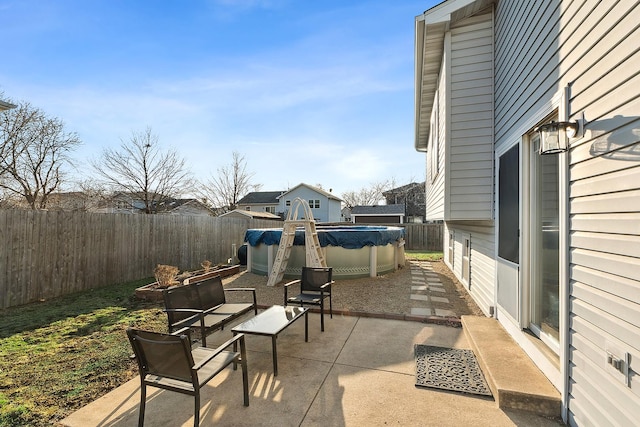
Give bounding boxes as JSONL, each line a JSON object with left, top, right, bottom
{"left": 244, "top": 225, "right": 406, "bottom": 280}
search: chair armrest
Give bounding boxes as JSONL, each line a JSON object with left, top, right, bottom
{"left": 192, "top": 333, "right": 246, "bottom": 370}
{"left": 320, "top": 281, "right": 333, "bottom": 290}
{"left": 283, "top": 279, "right": 301, "bottom": 305}
{"left": 166, "top": 311, "right": 206, "bottom": 332}
{"left": 283, "top": 280, "right": 301, "bottom": 288}
{"left": 163, "top": 308, "right": 205, "bottom": 315}
{"left": 171, "top": 327, "right": 192, "bottom": 336}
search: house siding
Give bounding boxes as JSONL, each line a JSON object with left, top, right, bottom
{"left": 447, "top": 12, "right": 494, "bottom": 220}
{"left": 446, "top": 220, "right": 495, "bottom": 316}
{"left": 425, "top": 67, "right": 446, "bottom": 220}
{"left": 278, "top": 186, "right": 341, "bottom": 223}
{"left": 494, "top": 0, "right": 640, "bottom": 424}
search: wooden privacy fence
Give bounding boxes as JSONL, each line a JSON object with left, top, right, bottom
{"left": 0, "top": 210, "right": 282, "bottom": 309}
{"left": 401, "top": 223, "right": 443, "bottom": 251}
{"left": 0, "top": 211, "right": 443, "bottom": 309}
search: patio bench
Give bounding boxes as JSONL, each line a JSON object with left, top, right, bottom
{"left": 163, "top": 275, "right": 257, "bottom": 347}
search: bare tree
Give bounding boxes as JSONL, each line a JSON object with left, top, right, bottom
{"left": 91, "top": 127, "right": 193, "bottom": 214}
{"left": 0, "top": 100, "right": 81, "bottom": 209}
{"left": 202, "top": 151, "right": 261, "bottom": 213}
{"left": 341, "top": 179, "right": 397, "bottom": 209}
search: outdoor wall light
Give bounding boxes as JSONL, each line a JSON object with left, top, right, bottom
{"left": 536, "top": 119, "right": 582, "bottom": 155}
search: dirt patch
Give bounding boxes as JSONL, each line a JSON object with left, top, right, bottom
{"left": 223, "top": 259, "right": 484, "bottom": 318}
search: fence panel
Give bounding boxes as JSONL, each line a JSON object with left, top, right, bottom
{"left": 0, "top": 210, "right": 282, "bottom": 309}
{"left": 401, "top": 223, "right": 444, "bottom": 251}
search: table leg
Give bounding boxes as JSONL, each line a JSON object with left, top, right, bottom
{"left": 272, "top": 336, "right": 278, "bottom": 376}
{"left": 305, "top": 311, "right": 308, "bottom": 342}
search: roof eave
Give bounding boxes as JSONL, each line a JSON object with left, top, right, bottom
{"left": 414, "top": 0, "right": 495, "bottom": 152}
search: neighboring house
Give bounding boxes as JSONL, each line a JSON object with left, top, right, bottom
{"left": 94, "top": 192, "right": 213, "bottom": 216}
{"left": 0, "top": 99, "right": 16, "bottom": 111}
{"left": 382, "top": 182, "right": 426, "bottom": 223}
{"left": 156, "top": 199, "right": 214, "bottom": 216}
{"left": 350, "top": 204, "right": 405, "bottom": 224}
{"left": 219, "top": 209, "right": 282, "bottom": 221}
{"left": 341, "top": 206, "right": 352, "bottom": 222}
{"left": 47, "top": 192, "right": 98, "bottom": 211}
{"left": 276, "top": 183, "right": 343, "bottom": 223}
{"left": 94, "top": 192, "right": 148, "bottom": 214}
{"left": 415, "top": 0, "right": 639, "bottom": 425}
{"left": 236, "top": 191, "right": 283, "bottom": 215}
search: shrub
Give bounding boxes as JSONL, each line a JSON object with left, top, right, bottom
{"left": 153, "top": 264, "right": 179, "bottom": 288}
{"left": 201, "top": 260, "right": 212, "bottom": 272}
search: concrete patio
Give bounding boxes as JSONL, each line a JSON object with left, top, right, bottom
{"left": 61, "top": 312, "right": 564, "bottom": 426}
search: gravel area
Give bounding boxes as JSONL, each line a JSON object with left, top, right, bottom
{"left": 222, "top": 259, "right": 484, "bottom": 318}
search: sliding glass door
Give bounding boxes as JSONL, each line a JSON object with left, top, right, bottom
{"left": 530, "top": 133, "right": 560, "bottom": 348}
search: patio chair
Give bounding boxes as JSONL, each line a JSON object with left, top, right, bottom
{"left": 163, "top": 277, "right": 257, "bottom": 347}
{"left": 162, "top": 284, "right": 220, "bottom": 347}
{"left": 127, "top": 327, "right": 249, "bottom": 427}
{"left": 284, "top": 267, "right": 334, "bottom": 331}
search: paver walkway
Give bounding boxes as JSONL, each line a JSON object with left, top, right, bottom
{"left": 409, "top": 260, "right": 458, "bottom": 318}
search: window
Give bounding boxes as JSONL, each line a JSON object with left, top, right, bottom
{"left": 285, "top": 200, "right": 291, "bottom": 207}
{"left": 448, "top": 231, "right": 454, "bottom": 267}
{"left": 498, "top": 144, "right": 520, "bottom": 263}
{"left": 309, "top": 199, "right": 320, "bottom": 208}
{"left": 265, "top": 206, "right": 275, "bottom": 214}
{"left": 462, "top": 238, "right": 470, "bottom": 284}
{"left": 245, "top": 206, "right": 251, "bottom": 211}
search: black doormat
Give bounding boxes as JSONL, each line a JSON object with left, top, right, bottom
{"left": 414, "top": 344, "right": 492, "bottom": 396}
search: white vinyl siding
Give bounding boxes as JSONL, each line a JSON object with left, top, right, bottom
{"left": 447, "top": 13, "right": 494, "bottom": 220}
{"left": 495, "top": 0, "right": 640, "bottom": 424}
{"left": 425, "top": 69, "right": 446, "bottom": 220}
{"left": 446, "top": 221, "right": 495, "bottom": 317}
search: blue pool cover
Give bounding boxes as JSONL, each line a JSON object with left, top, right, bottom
{"left": 244, "top": 226, "right": 405, "bottom": 250}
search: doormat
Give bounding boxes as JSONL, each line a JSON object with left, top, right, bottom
{"left": 414, "top": 344, "right": 492, "bottom": 396}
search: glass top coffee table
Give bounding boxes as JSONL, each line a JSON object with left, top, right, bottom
{"left": 231, "top": 305, "right": 308, "bottom": 376}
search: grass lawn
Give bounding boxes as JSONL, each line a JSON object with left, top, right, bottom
{"left": 405, "top": 250, "right": 443, "bottom": 262}
{"left": 0, "top": 278, "right": 166, "bottom": 427}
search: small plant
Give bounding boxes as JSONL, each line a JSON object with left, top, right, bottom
{"left": 154, "top": 264, "right": 179, "bottom": 288}
{"left": 201, "top": 260, "right": 212, "bottom": 272}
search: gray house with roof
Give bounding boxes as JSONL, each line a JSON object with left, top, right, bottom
{"left": 236, "top": 191, "right": 283, "bottom": 215}
{"left": 238, "top": 183, "right": 343, "bottom": 223}
{"left": 0, "top": 99, "right": 16, "bottom": 111}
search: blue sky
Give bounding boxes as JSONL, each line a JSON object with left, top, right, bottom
{"left": 1, "top": 0, "right": 437, "bottom": 198}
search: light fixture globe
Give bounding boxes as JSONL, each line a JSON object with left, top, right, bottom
{"left": 536, "top": 121, "right": 579, "bottom": 155}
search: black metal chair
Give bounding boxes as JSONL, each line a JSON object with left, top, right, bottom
{"left": 163, "top": 277, "right": 257, "bottom": 347}
{"left": 284, "top": 267, "right": 334, "bottom": 331}
{"left": 127, "top": 327, "right": 249, "bottom": 427}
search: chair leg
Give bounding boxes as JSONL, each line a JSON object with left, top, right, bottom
{"left": 320, "top": 300, "right": 325, "bottom": 332}
{"left": 138, "top": 382, "right": 146, "bottom": 427}
{"left": 194, "top": 393, "right": 200, "bottom": 427}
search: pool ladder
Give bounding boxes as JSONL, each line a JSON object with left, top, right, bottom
{"left": 267, "top": 198, "right": 326, "bottom": 286}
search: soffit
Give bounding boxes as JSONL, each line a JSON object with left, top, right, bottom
{"left": 414, "top": 0, "right": 494, "bottom": 151}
